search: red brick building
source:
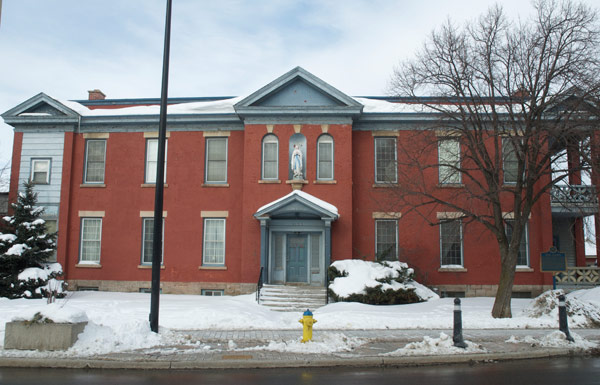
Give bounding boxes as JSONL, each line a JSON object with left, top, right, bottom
{"left": 2, "top": 67, "right": 597, "bottom": 297}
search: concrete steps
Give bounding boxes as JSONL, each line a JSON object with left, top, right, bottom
{"left": 259, "top": 284, "right": 328, "bottom": 312}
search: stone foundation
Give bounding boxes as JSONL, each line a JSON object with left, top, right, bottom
{"left": 433, "top": 284, "right": 553, "bottom": 298}
{"left": 67, "top": 280, "right": 256, "bottom": 296}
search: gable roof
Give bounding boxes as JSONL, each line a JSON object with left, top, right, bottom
{"left": 235, "top": 67, "right": 363, "bottom": 119}
{"left": 2, "top": 92, "right": 80, "bottom": 125}
{"left": 254, "top": 190, "right": 339, "bottom": 220}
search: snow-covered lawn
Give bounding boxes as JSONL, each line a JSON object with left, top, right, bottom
{"left": 0, "top": 287, "right": 598, "bottom": 356}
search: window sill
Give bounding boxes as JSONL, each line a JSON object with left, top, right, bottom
{"left": 80, "top": 183, "right": 106, "bottom": 188}
{"left": 75, "top": 263, "right": 102, "bottom": 269}
{"left": 438, "top": 266, "right": 468, "bottom": 273}
{"left": 141, "top": 183, "right": 168, "bottom": 188}
{"left": 199, "top": 266, "right": 227, "bottom": 270}
{"left": 516, "top": 267, "right": 534, "bottom": 272}
{"left": 372, "top": 183, "right": 398, "bottom": 188}
{"left": 202, "top": 183, "right": 230, "bottom": 188}
{"left": 285, "top": 180, "right": 308, "bottom": 185}
{"left": 437, "top": 183, "right": 464, "bottom": 188}
{"left": 138, "top": 264, "right": 165, "bottom": 269}
{"left": 258, "top": 180, "right": 281, "bottom": 184}
{"left": 314, "top": 180, "right": 337, "bottom": 184}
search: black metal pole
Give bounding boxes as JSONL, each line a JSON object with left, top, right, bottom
{"left": 558, "top": 294, "right": 574, "bottom": 342}
{"left": 149, "top": 0, "right": 172, "bottom": 334}
{"left": 453, "top": 297, "right": 467, "bottom": 348}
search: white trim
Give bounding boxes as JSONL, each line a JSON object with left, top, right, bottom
{"left": 202, "top": 218, "right": 226, "bottom": 266}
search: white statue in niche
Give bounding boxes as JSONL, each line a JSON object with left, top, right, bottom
{"left": 291, "top": 144, "right": 303, "bottom": 179}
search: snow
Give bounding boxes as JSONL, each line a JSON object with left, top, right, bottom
{"left": 0, "top": 234, "right": 16, "bottom": 243}
{"left": 256, "top": 190, "right": 339, "bottom": 216}
{"left": 5, "top": 244, "right": 30, "bottom": 256}
{"left": 383, "top": 333, "right": 486, "bottom": 356}
{"left": 329, "top": 259, "right": 438, "bottom": 301}
{"left": 506, "top": 331, "right": 597, "bottom": 350}
{"left": 0, "top": 288, "right": 598, "bottom": 355}
{"left": 18, "top": 263, "right": 63, "bottom": 282}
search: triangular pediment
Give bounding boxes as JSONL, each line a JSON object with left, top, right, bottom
{"left": 2, "top": 93, "right": 80, "bottom": 123}
{"left": 235, "top": 67, "right": 362, "bottom": 117}
{"left": 255, "top": 190, "right": 339, "bottom": 220}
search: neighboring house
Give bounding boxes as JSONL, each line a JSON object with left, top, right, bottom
{"left": 1, "top": 67, "right": 597, "bottom": 297}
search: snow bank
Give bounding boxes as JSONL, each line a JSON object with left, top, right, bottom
{"left": 383, "top": 333, "right": 486, "bottom": 356}
{"left": 329, "top": 259, "right": 438, "bottom": 301}
{"left": 240, "top": 333, "right": 365, "bottom": 354}
{"left": 506, "top": 331, "right": 597, "bottom": 350}
{"left": 522, "top": 289, "right": 600, "bottom": 327}
{"left": 12, "top": 303, "right": 87, "bottom": 324}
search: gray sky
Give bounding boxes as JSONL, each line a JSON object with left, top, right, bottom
{"left": 0, "top": 0, "right": 565, "bottom": 166}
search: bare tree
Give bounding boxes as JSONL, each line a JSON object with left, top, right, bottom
{"left": 0, "top": 161, "right": 10, "bottom": 193}
{"left": 389, "top": 0, "right": 600, "bottom": 318}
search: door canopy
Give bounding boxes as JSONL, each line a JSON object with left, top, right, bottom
{"left": 254, "top": 190, "right": 339, "bottom": 221}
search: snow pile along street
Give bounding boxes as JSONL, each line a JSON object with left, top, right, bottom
{"left": 383, "top": 333, "right": 487, "bottom": 356}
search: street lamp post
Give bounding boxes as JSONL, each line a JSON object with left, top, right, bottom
{"left": 149, "top": 0, "right": 172, "bottom": 334}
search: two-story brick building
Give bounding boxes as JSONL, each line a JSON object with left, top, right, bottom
{"left": 2, "top": 67, "right": 597, "bottom": 297}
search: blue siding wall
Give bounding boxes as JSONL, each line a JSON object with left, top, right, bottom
{"left": 18, "top": 132, "right": 64, "bottom": 206}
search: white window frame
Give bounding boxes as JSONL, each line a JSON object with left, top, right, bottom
{"left": 145, "top": 139, "right": 167, "bottom": 184}
{"left": 202, "top": 218, "right": 226, "bottom": 266}
{"left": 375, "top": 219, "right": 398, "bottom": 261}
{"left": 317, "top": 134, "right": 334, "bottom": 180}
{"left": 374, "top": 137, "right": 397, "bottom": 183}
{"left": 84, "top": 139, "right": 106, "bottom": 184}
{"left": 31, "top": 158, "right": 51, "bottom": 184}
{"left": 261, "top": 134, "right": 278, "bottom": 180}
{"left": 205, "top": 138, "right": 228, "bottom": 183}
{"left": 440, "top": 220, "right": 463, "bottom": 267}
{"left": 438, "top": 138, "right": 461, "bottom": 184}
{"left": 79, "top": 218, "right": 102, "bottom": 264}
{"left": 201, "top": 289, "right": 224, "bottom": 296}
{"left": 141, "top": 217, "right": 165, "bottom": 265}
{"left": 505, "top": 220, "right": 530, "bottom": 267}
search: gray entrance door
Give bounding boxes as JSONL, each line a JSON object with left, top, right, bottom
{"left": 286, "top": 234, "right": 308, "bottom": 282}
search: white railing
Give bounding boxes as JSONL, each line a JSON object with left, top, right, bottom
{"left": 554, "top": 267, "right": 599, "bottom": 289}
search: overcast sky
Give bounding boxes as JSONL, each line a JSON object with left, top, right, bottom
{"left": 0, "top": 0, "right": 587, "bottom": 167}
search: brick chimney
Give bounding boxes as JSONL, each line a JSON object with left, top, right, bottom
{"left": 88, "top": 89, "right": 106, "bottom": 100}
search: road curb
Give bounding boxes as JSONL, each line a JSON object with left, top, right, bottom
{"left": 0, "top": 348, "right": 588, "bottom": 370}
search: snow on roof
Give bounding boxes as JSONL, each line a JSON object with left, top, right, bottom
{"left": 60, "top": 96, "right": 245, "bottom": 116}
{"left": 256, "top": 190, "right": 339, "bottom": 216}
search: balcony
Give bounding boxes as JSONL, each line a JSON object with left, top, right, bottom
{"left": 550, "top": 185, "right": 598, "bottom": 217}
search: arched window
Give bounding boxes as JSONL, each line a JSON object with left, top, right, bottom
{"left": 262, "top": 134, "right": 278, "bottom": 180}
{"left": 317, "top": 134, "right": 334, "bottom": 180}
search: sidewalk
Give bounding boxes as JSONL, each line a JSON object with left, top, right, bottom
{"left": 1, "top": 328, "right": 598, "bottom": 370}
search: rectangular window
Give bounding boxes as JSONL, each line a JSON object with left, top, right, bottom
{"left": 205, "top": 138, "right": 227, "bottom": 183}
{"left": 375, "top": 137, "right": 397, "bottom": 183}
{"left": 80, "top": 218, "right": 102, "bottom": 264}
{"left": 201, "top": 289, "right": 224, "bottom": 296}
{"left": 438, "top": 139, "right": 461, "bottom": 184}
{"left": 141, "top": 218, "right": 164, "bottom": 265}
{"left": 145, "top": 139, "right": 167, "bottom": 183}
{"left": 84, "top": 140, "right": 106, "bottom": 183}
{"left": 505, "top": 220, "right": 529, "bottom": 266}
{"left": 273, "top": 233, "right": 284, "bottom": 270}
{"left": 203, "top": 218, "right": 225, "bottom": 265}
{"left": 317, "top": 136, "right": 334, "bottom": 180}
{"left": 375, "top": 220, "right": 398, "bottom": 261}
{"left": 31, "top": 159, "right": 51, "bottom": 184}
{"left": 440, "top": 220, "right": 463, "bottom": 266}
{"left": 310, "top": 233, "right": 321, "bottom": 270}
{"left": 262, "top": 136, "right": 278, "bottom": 180}
{"left": 503, "top": 138, "right": 519, "bottom": 184}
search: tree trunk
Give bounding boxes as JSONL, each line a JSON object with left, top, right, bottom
{"left": 492, "top": 248, "right": 518, "bottom": 318}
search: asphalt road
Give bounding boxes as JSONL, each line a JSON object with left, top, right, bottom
{"left": 0, "top": 357, "right": 599, "bottom": 385}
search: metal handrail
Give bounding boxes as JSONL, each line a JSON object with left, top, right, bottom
{"left": 256, "top": 267, "right": 264, "bottom": 304}
{"left": 550, "top": 185, "right": 598, "bottom": 205}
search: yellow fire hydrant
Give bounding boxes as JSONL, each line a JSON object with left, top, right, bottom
{"left": 299, "top": 309, "right": 317, "bottom": 343}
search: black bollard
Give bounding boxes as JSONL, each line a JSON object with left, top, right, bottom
{"left": 558, "top": 294, "right": 574, "bottom": 342}
{"left": 453, "top": 297, "right": 467, "bottom": 348}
